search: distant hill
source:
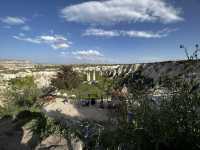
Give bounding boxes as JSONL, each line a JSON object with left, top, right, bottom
{"left": 0, "top": 59, "right": 34, "bottom": 70}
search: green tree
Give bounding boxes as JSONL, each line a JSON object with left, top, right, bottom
{"left": 9, "top": 76, "right": 37, "bottom": 90}
{"left": 51, "top": 65, "right": 81, "bottom": 90}
{"left": 0, "top": 76, "right": 41, "bottom": 117}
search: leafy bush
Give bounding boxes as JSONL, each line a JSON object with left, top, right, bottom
{"left": 9, "top": 76, "right": 36, "bottom": 89}
{"left": 0, "top": 76, "right": 42, "bottom": 117}
{"left": 96, "top": 77, "right": 200, "bottom": 150}
{"left": 115, "top": 70, "right": 154, "bottom": 96}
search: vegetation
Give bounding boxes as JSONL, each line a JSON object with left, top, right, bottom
{"left": 115, "top": 70, "right": 154, "bottom": 96}
{"left": 1, "top": 64, "right": 200, "bottom": 150}
{"left": 94, "top": 76, "right": 200, "bottom": 150}
{"left": 51, "top": 65, "right": 113, "bottom": 100}
{"left": 9, "top": 76, "right": 36, "bottom": 89}
{"left": 180, "top": 44, "right": 200, "bottom": 60}
{"left": 28, "top": 77, "right": 200, "bottom": 150}
{"left": 38, "top": 69, "right": 200, "bottom": 148}
{"left": 70, "top": 75, "right": 113, "bottom": 100}
{"left": 29, "top": 114, "right": 104, "bottom": 150}
{"left": 51, "top": 65, "right": 82, "bottom": 90}
{"left": 0, "top": 76, "right": 41, "bottom": 117}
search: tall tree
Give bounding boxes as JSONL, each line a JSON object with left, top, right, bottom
{"left": 51, "top": 65, "right": 81, "bottom": 90}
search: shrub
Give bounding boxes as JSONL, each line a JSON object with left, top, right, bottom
{"left": 1, "top": 76, "right": 42, "bottom": 117}
{"left": 101, "top": 77, "right": 200, "bottom": 150}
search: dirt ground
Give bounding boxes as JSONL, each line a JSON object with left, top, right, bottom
{"left": 43, "top": 98, "right": 109, "bottom": 122}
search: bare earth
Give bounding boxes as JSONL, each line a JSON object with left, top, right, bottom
{"left": 43, "top": 98, "right": 109, "bottom": 122}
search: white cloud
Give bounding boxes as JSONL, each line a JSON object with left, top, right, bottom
{"left": 72, "top": 50, "right": 104, "bottom": 61}
{"left": 13, "top": 35, "right": 41, "bottom": 44}
{"left": 52, "top": 43, "right": 70, "bottom": 49}
{"left": 13, "top": 34, "right": 71, "bottom": 49}
{"left": 40, "top": 35, "right": 67, "bottom": 43}
{"left": 1, "top": 16, "right": 26, "bottom": 25}
{"left": 61, "top": 0, "right": 183, "bottom": 24}
{"left": 40, "top": 35, "right": 56, "bottom": 41}
{"left": 72, "top": 50, "right": 118, "bottom": 63}
{"left": 83, "top": 28, "right": 176, "bottom": 38}
{"left": 21, "top": 25, "right": 31, "bottom": 31}
{"left": 121, "top": 28, "right": 176, "bottom": 38}
{"left": 83, "top": 28, "right": 119, "bottom": 37}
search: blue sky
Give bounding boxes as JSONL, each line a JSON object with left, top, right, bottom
{"left": 0, "top": 0, "right": 200, "bottom": 64}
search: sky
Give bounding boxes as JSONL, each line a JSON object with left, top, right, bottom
{"left": 0, "top": 0, "right": 200, "bottom": 64}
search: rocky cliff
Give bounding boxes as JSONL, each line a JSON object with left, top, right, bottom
{"left": 73, "top": 60, "right": 200, "bottom": 82}
{"left": 1, "top": 60, "right": 200, "bottom": 90}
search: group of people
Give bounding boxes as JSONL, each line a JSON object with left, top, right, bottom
{"left": 61, "top": 84, "right": 129, "bottom": 110}
{"left": 110, "top": 84, "right": 128, "bottom": 108}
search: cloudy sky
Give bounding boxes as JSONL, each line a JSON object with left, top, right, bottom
{"left": 0, "top": 0, "right": 199, "bottom": 64}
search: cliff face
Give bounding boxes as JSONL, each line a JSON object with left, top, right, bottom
{"left": 0, "top": 60, "right": 58, "bottom": 89}
{"left": 1, "top": 60, "right": 200, "bottom": 90}
{"left": 73, "top": 60, "right": 200, "bottom": 82}
{"left": 0, "top": 70, "right": 57, "bottom": 89}
{"left": 112, "top": 61, "right": 200, "bottom": 81}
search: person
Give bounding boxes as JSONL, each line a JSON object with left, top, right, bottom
{"left": 62, "top": 97, "right": 68, "bottom": 104}
{"left": 121, "top": 84, "right": 128, "bottom": 98}
{"left": 127, "top": 111, "right": 134, "bottom": 123}
{"left": 84, "top": 99, "right": 90, "bottom": 106}
{"left": 99, "top": 99, "right": 104, "bottom": 109}
{"left": 91, "top": 98, "right": 96, "bottom": 105}
{"left": 110, "top": 88, "right": 120, "bottom": 109}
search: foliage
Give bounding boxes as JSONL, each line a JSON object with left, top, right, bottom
{"left": 115, "top": 70, "right": 154, "bottom": 96}
{"left": 0, "top": 104, "right": 15, "bottom": 118}
{"left": 28, "top": 111, "right": 105, "bottom": 150}
{"left": 2, "top": 66, "right": 200, "bottom": 149}
{"left": 97, "top": 75, "right": 114, "bottom": 97}
{"left": 51, "top": 65, "right": 82, "bottom": 90}
{"left": 74, "top": 76, "right": 113, "bottom": 99}
{"left": 75, "top": 83, "right": 102, "bottom": 99}
{"left": 95, "top": 77, "right": 200, "bottom": 150}
{"left": 58, "top": 74, "right": 113, "bottom": 100}
{"left": 0, "top": 76, "right": 42, "bottom": 117}
{"left": 9, "top": 76, "right": 36, "bottom": 89}
{"left": 133, "top": 79, "right": 200, "bottom": 150}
